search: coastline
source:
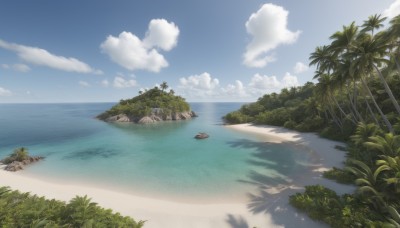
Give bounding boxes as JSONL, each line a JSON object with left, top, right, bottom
{"left": 1, "top": 123, "right": 355, "bottom": 228}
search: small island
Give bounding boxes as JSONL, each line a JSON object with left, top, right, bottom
{"left": 1, "top": 147, "right": 44, "bottom": 172}
{"left": 97, "top": 82, "right": 197, "bottom": 124}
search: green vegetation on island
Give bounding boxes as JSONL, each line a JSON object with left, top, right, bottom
{"left": 97, "top": 82, "right": 196, "bottom": 123}
{"left": 0, "top": 186, "right": 144, "bottom": 227}
{"left": 1, "top": 147, "right": 44, "bottom": 172}
{"left": 226, "top": 14, "right": 400, "bottom": 226}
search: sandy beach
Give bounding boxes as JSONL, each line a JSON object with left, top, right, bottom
{"left": 0, "top": 124, "right": 355, "bottom": 228}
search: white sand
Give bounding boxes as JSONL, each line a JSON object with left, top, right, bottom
{"left": 0, "top": 124, "right": 354, "bottom": 228}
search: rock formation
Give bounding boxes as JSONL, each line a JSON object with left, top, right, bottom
{"left": 1, "top": 156, "right": 44, "bottom": 172}
{"left": 104, "top": 110, "right": 198, "bottom": 124}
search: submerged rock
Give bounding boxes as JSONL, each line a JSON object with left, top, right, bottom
{"left": 195, "top": 132, "right": 209, "bottom": 139}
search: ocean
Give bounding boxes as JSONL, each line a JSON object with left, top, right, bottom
{"left": 0, "top": 102, "right": 312, "bottom": 202}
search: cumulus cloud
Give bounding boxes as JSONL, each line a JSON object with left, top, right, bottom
{"left": 248, "top": 73, "right": 281, "bottom": 89}
{"left": 179, "top": 72, "right": 219, "bottom": 90}
{"left": 113, "top": 76, "right": 137, "bottom": 88}
{"left": 79, "top": 81, "right": 90, "bottom": 87}
{"left": 243, "top": 3, "right": 301, "bottom": 68}
{"left": 293, "top": 62, "right": 308, "bottom": 74}
{"left": 221, "top": 80, "right": 248, "bottom": 98}
{"left": 0, "top": 39, "right": 101, "bottom": 74}
{"left": 101, "top": 19, "right": 179, "bottom": 72}
{"left": 383, "top": 0, "right": 400, "bottom": 18}
{"left": 281, "top": 72, "right": 299, "bottom": 87}
{"left": 143, "top": 19, "right": 180, "bottom": 51}
{"left": 0, "top": 87, "right": 12, "bottom": 96}
{"left": 178, "top": 72, "right": 221, "bottom": 98}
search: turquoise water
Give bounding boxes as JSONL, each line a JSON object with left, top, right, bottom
{"left": 0, "top": 103, "right": 312, "bottom": 202}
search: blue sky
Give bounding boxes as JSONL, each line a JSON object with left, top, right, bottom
{"left": 0, "top": 0, "right": 399, "bottom": 103}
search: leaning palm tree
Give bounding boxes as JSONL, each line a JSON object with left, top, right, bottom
{"left": 353, "top": 32, "right": 400, "bottom": 115}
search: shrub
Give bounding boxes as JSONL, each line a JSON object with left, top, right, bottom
{"left": 322, "top": 167, "right": 356, "bottom": 184}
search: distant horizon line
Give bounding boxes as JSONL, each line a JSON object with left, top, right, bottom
{"left": 0, "top": 101, "right": 253, "bottom": 104}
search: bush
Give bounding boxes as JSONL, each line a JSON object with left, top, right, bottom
{"left": 322, "top": 167, "right": 356, "bottom": 184}
{"left": 1, "top": 148, "right": 30, "bottom": 164}
{"left": 224, "top": 111, "right": 252, "bottom": 124}
{"left": 0, "top": 186, "right": 144, "bottom": 227}
{"left": 290, "top": 185, "right": 380, "bottom": 227}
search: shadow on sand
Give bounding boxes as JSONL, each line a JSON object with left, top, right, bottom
{"left": 225, "top": 137, "right": 329, "bottom": 228}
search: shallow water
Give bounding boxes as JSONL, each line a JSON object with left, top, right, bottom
{"left": 0, "top": 103, "right": 313, "bottom": 202}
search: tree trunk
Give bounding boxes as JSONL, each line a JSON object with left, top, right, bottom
{"left": 373, "top": 64, "right": 400, "bottom": 115}
{"left": 361, "top": 86, "right": 380, "bottom": 127}
{"left": 361, "top": 76, "right": 393, "bottom": 133}
{"left": 330, "top": 92, "right": 356, "bottom": 124}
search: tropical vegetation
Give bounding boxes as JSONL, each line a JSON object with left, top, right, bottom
{"left": 97, "top": 81, "right": 191, "bottom": 120}
{"left": 0, "top": 186, "right": 144, "bottom": 227}
{"left": 1, "top": 147, "right": 30, "bottom": 164}
{"left": 226, "top": 14, "right": 400, "bottom": 226}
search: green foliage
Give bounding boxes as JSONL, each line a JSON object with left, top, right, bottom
{"left": 0, "top": 186, "right": 144, "bottom": 227}
{"left": 223, "top": 111, "right": 252, "bottom": 124}
{"left": 97, "top": 85, "right": 191, "bottom": 120}
{"left": 323, "top": 167, "right": 356, "bottom": 184}
{"left": 290, "top": 185, "right": 380, "bottom": 227}
{"left": 1, "top": 147, "right": 30, "bottom": 164}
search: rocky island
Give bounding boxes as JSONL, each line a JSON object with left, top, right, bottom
{"left": 1, "top": 147, "right": 44, "bottom": 172}
{"left": 97, "top": 82, "right": 197, "bottom": 124}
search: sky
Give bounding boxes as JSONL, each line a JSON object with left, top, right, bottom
{"left": 1, "top": 0, "right": 400, "bottom": 103}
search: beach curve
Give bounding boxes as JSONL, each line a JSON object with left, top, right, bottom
{"left": 1, "top": 124, "right": 355, "bottom": 228}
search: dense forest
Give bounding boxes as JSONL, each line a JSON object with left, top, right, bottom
{"left": 97, "top": 82, "right": 191, "bottom": 121}
{"left": 226, "top": 14, "right": 400, "bottom": 226}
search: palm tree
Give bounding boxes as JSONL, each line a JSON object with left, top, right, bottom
{"left": 66, "top": 195, "right": 97, "bottom": 227}
{"left": 345, "top": 158, "right": 386, "bottom": 209}
{"left": 160, "top": 81, "right": 168, "bottom": 92}
{"left": 353, "top": 32, "right": 400, "bottom": 115}
{"left": 361, "top": 14, "right": 387, "bottom": 36}
{"left": 364, "top": 133, "right": 400, "bottom": 157}
{"left": 376, "top": 155, "right": 400, "bottom": 193}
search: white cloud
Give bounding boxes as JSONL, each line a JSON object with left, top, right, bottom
{"left": 179, "top": 72, "right": 219, "bottom": 90}
{"left": 221, "top": 80, "right": 248, "bottom": 98}
{"left": 383, "top": 0, "right": 400, "bottom": 18}
{"left": 177, "top": 72, "right": 300, "bottom": 100}
{"left": 293, "top": 62, "right": 308, "bottom": 74}
{"left": 101, "top": 79, "right": 109, "bottom": 87}
{"left": 178, "top": 72, "right": 221, "bottom": 98}
{"left": 79, "top": 80, "right": 90, "bottom": 87}
{"left": 1, "top": 63, "right": 30, "bottom": 72}
{"left": 243, "top": 3, "right": 301, "bottom": 68}
{"left": 248, "top": 73, "right": 281, "bottom": 89}
{"left": 100, "top": 19, "right": 179, "bottom": 72}
{"left": 143, "top": 19, "right": 180, "bottom": 51}
{"left": 281, "top": 72, "right": 299, "bottom": 87}
{"left": 113, "top": 76, "right": 137, "bottom": 88}
{"left": 0, "top": 39, "right": 101, "bottom": 74}
{"left": 13, "top": 63, "right": 30, "bottom": 72}
{"left": 0, "top": 87, "right": 12, "bottom": 96}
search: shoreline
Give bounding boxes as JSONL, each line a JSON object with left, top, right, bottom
{"left": 1, "top": 124, "right": 354, "bottom": 228}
